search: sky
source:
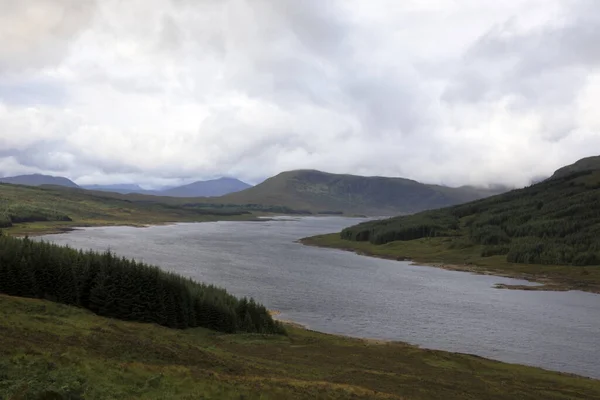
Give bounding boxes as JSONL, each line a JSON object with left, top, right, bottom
{"left": 0, "top": 0, "right": 599, "bottom": 188}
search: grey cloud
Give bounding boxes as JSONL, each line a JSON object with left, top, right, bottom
{"left": 0, "top": 141, "right": 142, "bottom": 178}
{"left": 444, "top": 0, "right": 600, "bottom": 106}
{"left": 1, "top": 0, "right": 600, "bottom": 188}
{"left": 0, "top": 0, "right": 97, "bottom": 73}
{"left": 0, "top": 140, "right": 72, "bottom": 173}
{"left": 343, "top": 71, "right": 427, "bottom": 136}
{"left": 267, "top": 0, "right": 349, "bottom": 57}
{"left": 0, "top": 79, "right": 68, "bottom": 106}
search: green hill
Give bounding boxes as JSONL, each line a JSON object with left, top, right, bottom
{"left": 303, "top": 157, "right": 600, "bottom": 292}
{"left": 2, "top": 294, "right": 599, "bottom": 399}
{"left": 216, "top": 170, "right": 506, "bottom": 215}
{"left": 0, "top": 183, "right": 253, "bottom": 235}
{"left": 551, "top": 155, "right": 600, "bottom": 179}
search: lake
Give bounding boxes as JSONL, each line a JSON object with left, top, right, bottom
{"left": 40, "top": 216, "right": 600, "bottom": 379}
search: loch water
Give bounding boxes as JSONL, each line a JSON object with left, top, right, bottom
{"left": 40, "top": 217, "right": 600, "bottom": 379}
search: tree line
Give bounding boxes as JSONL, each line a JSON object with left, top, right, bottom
{"left": 0, "top": 233, "right": 285, "bottom": 335}
{"left": 341, "top": 170, "right": 600, "bottom": 266}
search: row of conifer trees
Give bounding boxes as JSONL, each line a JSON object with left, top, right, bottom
{"left": 340, "top": 171, "right": 600, "bottom": 266}
{"left": 0, "top": 233, "right": 285, "bottom": 335}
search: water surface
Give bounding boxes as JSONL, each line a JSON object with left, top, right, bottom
{"left": 41, "top": 217, "right": 600, "bottom": 379}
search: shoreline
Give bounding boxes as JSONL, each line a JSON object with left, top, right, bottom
{"left": 4, "top": 213, "right": 353, "bottom": 238}
{"left": 299, "top": 237, "right": 600, "bottom": 294}
{"left": 4, "top": 215, "right": 269, "bottom": 238}
{"left": 3, "top": 294, "right": 599, "bottom": 399}
{"left": 4, "top": 220, "right": 599, "bottom": 383}
{"left": 14, "top": 219, "right": 597, "bottom": 294}
{"left": 270, "top": 311, "right": 598, "bottom": 381}
{"left": 269, "top": 310, "right": 309, "bottom": 330}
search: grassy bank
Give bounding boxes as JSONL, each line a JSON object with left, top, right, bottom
{"left": 301, "top": 234, "right": 600, "bottom": 293}
{"left": 0, "top": 183, "right": 259, "bottom": 236}
{"left": 3, "top": 213, "right": 260, "bottom": 237}
{"left": 1, "top": 294, "right": 599, "bottom": 399}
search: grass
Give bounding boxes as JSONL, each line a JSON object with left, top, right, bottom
{"left": 0, "top": 183, "right": 259, "bottom": 236}
{"left": 301, "top": 234, "right": 600, "bottom": 293}
{"left": 1, "top": 294, "right": 599, "bottom": 399}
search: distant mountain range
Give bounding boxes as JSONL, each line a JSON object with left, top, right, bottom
{"left": 1, "top": 170, "right": 509, "bottom": 215}
{"left": 0, "top": 174, "right": 79, "bottom": 188}
{"left": 213, "top": 169, "right": 509, "bottom": 215}
{"left": 159, "top": 178, "right": 252, "bottom": 197}
{"left": 0, "top": 174, "right": 251, "bottom": 198}
{"left": 83, "top": 178, "right": 251, "bottom": 197}
{"left": 81, "top": 184, "right": 152, "bottom": 195}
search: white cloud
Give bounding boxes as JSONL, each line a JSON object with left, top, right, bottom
{"left": 0, "top": 0, "right": 599, "bottom": 188}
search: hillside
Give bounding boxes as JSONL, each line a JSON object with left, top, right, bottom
{"left": 551, "top": 155, "right": 600, "bottom": 179}
{"left": 0, "top": 235, "right": 283, "bottom": 334}
{"left": 2, "top": 295, "right": 599, "bottom": 399}
{"left": 303, "top": 157, "right": 600, "bottom": 292}
{"left": 161, "top": 177, "right": 251, "bottom": 197}
{"left": 0, "top": 183, "right": 253, "bottom": 235}
{"left": 80, "top": 183, "right": 156, "bottom": 195}
{"left": 82, "top": 178, "right": 252, "bottom": 197}
{"left": 217, "top": 169, "right": 506, "bottom": 215}
{"left": 0, "top": 173, "right": 79, "bottom": 188}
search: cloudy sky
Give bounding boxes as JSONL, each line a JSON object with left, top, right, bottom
{"left": 1, "top": 0, "right": 599, "bottom": 188}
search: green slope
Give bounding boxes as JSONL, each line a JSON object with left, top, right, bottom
{"left": 2, "top": 294, "right": 599, "bottom": 400}
{"left": 303, "top": 157, "right": 600, "bottom": 292}
{"left": 551, "top": 155, "right": 600, "bottom": 179}
{"left": 216, "top": 169, "right": 506, "bottom": 215}
{"left": 0, "top": 183, "right": 253, "bottom": 235}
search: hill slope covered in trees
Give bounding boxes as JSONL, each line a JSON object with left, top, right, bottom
{"left": 0, "top": 234, "right": 283, "bottom": 334}
{"left": 217, "top": 169, "right": 506, "bottom": 215}
{"left": 304, "top": 157, "right": 600, "bottom": 291}
{"left": 341, "top": 166, "right": 600, "bottom": 266}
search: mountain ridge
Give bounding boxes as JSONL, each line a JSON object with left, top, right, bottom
{"left": 214, "top": 169, "right": 508, "bottom": 215}
{"left": 551, "top": 155, "right": 600, "bottom": 179}
{"left": 1, "top": 170, "right": 507, "bottom": 214}
{"left": 0, "top": 174, "right": 79, "bottom": 188}
{"left": 307, "top": 155, "right": 600, "bottom": 291}
{"left": 1, "top": 175, "right": 252, "bottom": 198}
{"left": 160, "top": 177, "right": 251, "bottom": 197}
{"left": 340, "top": 156, "right": 600, "bottom": 252}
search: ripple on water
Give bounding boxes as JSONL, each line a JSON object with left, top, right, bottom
{"left": 40, "top": 217, "right": 600, "bottom": 379}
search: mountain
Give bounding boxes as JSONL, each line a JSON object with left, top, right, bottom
{"left": 215, "top": 169, "right": 506, "bottom": 215}
{"left": 339, "top": 155, "right": 600, "bottom": 268}
{"left": 81, "top": 178, "right": 251, "bottom": 197}
{"left": 0, "top": 174, "right": 79, "bottom": 188}
{"left": 551, "top": 155, "right": 600, "bottom": 179}
{"left": 160, "top": 177, "right": 251, "bottom": 197}
{"left": 81, "top": 184, "right": 158, "bottom": 195}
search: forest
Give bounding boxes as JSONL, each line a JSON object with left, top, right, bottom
{"left": 0, "top": 203, "right": 72, "bottom": 228}
{"left": 341, "top": 170, "right": 600, "bottom": 266}
{"left": 0, "top": 233, "right": 285, "bottom": 335}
